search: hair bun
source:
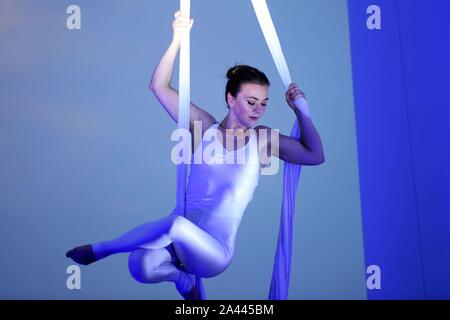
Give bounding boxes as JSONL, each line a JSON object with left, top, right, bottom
{"left": 226, "top": 65, "right": 242, "bottom": 79}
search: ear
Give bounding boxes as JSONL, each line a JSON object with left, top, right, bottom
{"left": 226, "top": 92, "right": 235, "bottom": 108}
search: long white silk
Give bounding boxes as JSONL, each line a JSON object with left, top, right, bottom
{"left": 176, "top": 0, "right": 208, "bottom": 300}
{"left": 250, "top": 0, "right": 311, "bottom": 118}
{"left": 177, "top": 0, "right": 190, "bottom": 218}
{"left": 251, "top": 0, "right": 305, "bottom": 300}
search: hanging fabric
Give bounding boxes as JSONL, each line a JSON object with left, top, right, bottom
{"left": 175, "top": 0, "right": 207, "bottom": 300}
{"left": 176, "top": 0, "right": 190, "bottom": 218}
{"left": 250, "top": 0, "right": 311, "bottom": 300}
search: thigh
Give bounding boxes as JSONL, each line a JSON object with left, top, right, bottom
{"left": 170, "top": 216, "right": 232, "bottom": 278}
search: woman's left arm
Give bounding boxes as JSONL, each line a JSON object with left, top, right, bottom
{"left": 258, "top": 83, "right": 325, "bottom": 166}
{"left": 279, "top": 109, "right": 325, "bottom": 165}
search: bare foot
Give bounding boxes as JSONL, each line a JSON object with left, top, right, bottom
{"left": 65, "top": 244, "right": 97, "bottom": 265}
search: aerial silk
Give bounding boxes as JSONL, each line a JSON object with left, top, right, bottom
{"left": 175, "top": 0, "right": 210, "bottom": 300}
{"left": 250, "top": 0, "right": 312, "bottom": 300}
{"left": 175, "top": 0, "right": 309, "bottom": 300}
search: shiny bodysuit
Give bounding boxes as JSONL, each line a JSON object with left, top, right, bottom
{"left": 92, "top": 122, "right": 260, "bottom": 287}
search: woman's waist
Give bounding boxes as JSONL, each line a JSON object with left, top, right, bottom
{"left": 186, "top": 179, "right": 258, "bottom": 207}
{"left": 170, "top": 204, "right": 240, "bottom": 252}
{"left": 184, "top": 196, "right": 252, "bottom": 218}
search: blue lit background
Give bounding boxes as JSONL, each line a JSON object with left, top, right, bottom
{"left": 0, "top": 0, "right": 448, "bottom": 299}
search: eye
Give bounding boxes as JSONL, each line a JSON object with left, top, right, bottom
{"left": 247, "top": 100, "right": 256, "bottom": 106}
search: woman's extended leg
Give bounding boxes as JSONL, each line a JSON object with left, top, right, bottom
{"left": 66, "top": 214, "right": 231, "bottom": 278}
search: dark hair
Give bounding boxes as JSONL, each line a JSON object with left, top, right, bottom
{"left": 225, "top": 64, "right": 270, "bottom": 108}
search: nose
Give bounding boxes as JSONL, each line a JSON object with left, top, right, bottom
{"left": 252, "top": 103, "right": 265, "bottom": 111}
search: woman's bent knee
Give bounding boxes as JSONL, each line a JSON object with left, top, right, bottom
{"left": 128, "top": 249, "right": 145, "bottom": 283}
{"left": 128, "top": 249, "right": 158, "bottom": 283}
{"left": 169, "top": 215, "right": 189, "bottom": 234}
{"left": 199, "top": 268, "right": 226, "bottom": 279}
{"left": 187, "top": 255, "right": 233, "bottom": 278}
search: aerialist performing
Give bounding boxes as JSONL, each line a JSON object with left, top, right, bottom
{"left": 66, "top": 2, "right": 325, "bottom": 300}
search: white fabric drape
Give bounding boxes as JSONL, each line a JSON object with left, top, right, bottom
{"left": 176, "top": 0, "right": 207, "bottom": 300}
{"left": 251, "top": 0, "right": 306, "bottom": 300}
{"left": 176, "top": 0, "right": 190, "bottom": 218}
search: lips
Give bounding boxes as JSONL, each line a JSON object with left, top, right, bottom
{"left": 249, "top": 116, "right": 259, "bottom": 121}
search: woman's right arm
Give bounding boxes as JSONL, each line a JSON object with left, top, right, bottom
{"left": 149, "top": 11, "right": 216, "bottom": 131}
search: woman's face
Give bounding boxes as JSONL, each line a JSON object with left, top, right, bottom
{"left": 227, "top": 83, "right": 269, "bottom": 127}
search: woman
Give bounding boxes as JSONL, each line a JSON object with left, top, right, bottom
{"left": 66, "top": 11, "right": 325, "bottom": 300}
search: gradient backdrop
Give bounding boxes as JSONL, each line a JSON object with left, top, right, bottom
{"left": 0, "top": 0, "right": 448, "bottom": 300}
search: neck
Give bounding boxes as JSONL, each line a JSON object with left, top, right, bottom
{"left": 219, "top": 112, "right": 249, "bottom": 133}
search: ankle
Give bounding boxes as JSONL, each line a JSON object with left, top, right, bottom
{"left": 92, "top": 242, "right": 108, "bottom": 260}
{"left": 176, "top": 271, "right": 194, "bottom": 294}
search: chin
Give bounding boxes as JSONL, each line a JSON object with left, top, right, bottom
{"left": 248, "top": 117, "right": 259, "bottom": 125}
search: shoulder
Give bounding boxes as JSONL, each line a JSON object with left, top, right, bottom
{"left": 253, "top": 125, "right": 274, "bottom": 144}
{"left": 252, "top": 125, "right": 272, "bottom": 167}
{"left": 254, "top": 125, "right": 270, "bottom": 130}
{"left": 204, "top": 119, "right": 218, "bottom": 132}
{"left": 253, "top": 125, "right": 272, "bottom": 159}
{"left": 253, "top": 125, "right": 272, "bottom": 135}
{"left": 190, "top": 118, "right": 217, "bottom": 136}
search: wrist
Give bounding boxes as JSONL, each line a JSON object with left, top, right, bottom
{"left": 293, "top": 97, "right": 312, "bottom": 120}
{"left": 293, "top": 107, "right": 303, "bottom": 119}
{"left": 170, "top": 37, "right": 181, "bottom": 49}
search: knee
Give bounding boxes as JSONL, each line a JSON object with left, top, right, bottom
{"left": 202, "top": 261, "right": 232, "bottom": 278}
{"left": 128, "top": 249, "right": 157, "bottom": 284}
{"left": 169, "top": 215, "right": 189, "bottom": 235}
{"left": 128, "top": 249, "right": 146, "bottom": 283}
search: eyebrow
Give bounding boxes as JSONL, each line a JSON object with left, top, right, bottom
{"left": 246, "top": 96, "right": 269, "bottom": 101}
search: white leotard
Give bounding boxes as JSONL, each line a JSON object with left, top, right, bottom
{"left": 88, "top": 121, "right": 261, "bottom": 284}
{"left": 181, "top": 122, "right": 261, "bottom": 251}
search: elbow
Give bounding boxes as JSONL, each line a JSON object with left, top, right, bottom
{"left": 149, "top": 79, "right": 162, "bottom": 92}
{"left": 149, "top": 81, "right": 157, "bottom": 92}
{"left": 149, "top": 82, "right": 169, "bottom": 95}
{"left": 314, "top": 153, "right": 325, "bottom": 165}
